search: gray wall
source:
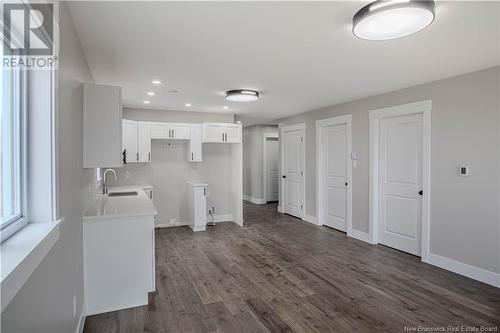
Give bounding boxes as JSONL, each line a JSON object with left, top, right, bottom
{"left": 109, "top": 108, "right": 235, "bottom": 225}
{"left": 243, "top": 125, "right": 279, "bottom": 200}
{"left": 278, "top": 67, "right": 500, "bottom": 274}
{"left": 2, "top": 3, "right": 97, "bottom": 332}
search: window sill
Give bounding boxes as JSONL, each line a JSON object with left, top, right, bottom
{"left": 1, "top": 218, "right": 63, "bottom": 312}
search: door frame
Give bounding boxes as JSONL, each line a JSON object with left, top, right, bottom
{"left": 369, "top": 100, "right": 431, "bottom": 262}
{"left": 316, "top": 114, "right": 352, "bottom": 233}
{"left": 279, "top": 123, "right": 306, "bottom": 219}
{"left": 262, "top": 132, "right": 279, "bottom": 203}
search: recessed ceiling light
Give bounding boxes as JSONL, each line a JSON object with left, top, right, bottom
{"left": 185, "top": 103, "right": 192, "bottom": 107}
{"left": 236, "top": 121, "right": 242, "bottom": 124}
{"left": 225, "top": 89, "right": 259, "bottom": 102}
{"left": 143, "top": 100, "right": 151, "bottom": 104}
{"left": 353, "top": 0, "right": 435, "bottom": 40}
{"left": 152, "top": 80, "right": 162, "bottom": 85}
{"left": 223, "top": 106, "right": 229, "bottom": 110}
{"left": 147, "top": 92, "right": 155, "bottom": 96}
{"left": 168, "top": 89, "right": 179, "bottom": 94}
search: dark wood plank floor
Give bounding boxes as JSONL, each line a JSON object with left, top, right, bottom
{"left": 84, "top": 202, "right": 500, "bottom": 333}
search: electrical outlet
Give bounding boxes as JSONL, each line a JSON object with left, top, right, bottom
{"left": 208, "top": 206, "right": 215, "bottom": 214}
{"left": 125, "top": 171, "right": 131, "bottom": 179}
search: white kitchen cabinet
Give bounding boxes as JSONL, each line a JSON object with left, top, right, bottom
{"left": 83, "top": 214, "right": 155, "bottom": 315}
{"left": 202, "top": 123, "right": 241, "bottom": 143}
{"left": 188, "top": 124, "right": 202, "bottom": 162}
{"left": 122, "top": 119, "right": 138, "bottom": 163}
{"left": 137, "top": 122, "right": 151, "bottom": 162}
{"left": 151, "top": 122, "right": 191, "bottom": 140}
{"left": 122, "top": 120, "right": 151, "bottom": 163}
{"left": 187, "top": 182, "right": 207, "bottom": 232}
{"left": 83, "top": 83, "right": 122, "bottom": 168}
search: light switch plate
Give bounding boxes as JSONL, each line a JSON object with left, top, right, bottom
{"left": 459, "top": 165, "right": 469, "bottom": 177}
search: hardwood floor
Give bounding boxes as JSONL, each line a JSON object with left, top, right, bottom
{"left": 84, "top": 202, "right": 500, "bottom": 333}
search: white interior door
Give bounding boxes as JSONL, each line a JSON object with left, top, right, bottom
{"left": 379, "top": 113, "right": 423, "bottom": 256}
{"left": 322, "top": 124, "right": 348, "bottom": 231}
{"left": 265, "top": 138, "right": 279, "bottom": 202}
{"left": 283, "top": 127, "right": 304, "bottom": 218}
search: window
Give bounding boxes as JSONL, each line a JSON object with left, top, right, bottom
{"left": 1, "top": 67, "right": 28, "bottom": 242}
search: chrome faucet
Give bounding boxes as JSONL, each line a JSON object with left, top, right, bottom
{"left": 102, "top": 169, "right": 117, "bottom": 194}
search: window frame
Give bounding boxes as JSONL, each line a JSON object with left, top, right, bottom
{"left": 1, "top": 68, "right": 29, "bottom": 243}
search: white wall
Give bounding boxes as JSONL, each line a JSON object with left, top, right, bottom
{"left": 107, "top": 108, "right": 236, "bottom": 226}
{"left": 2, "top": 3, "right": 97, "bottom": 332}
{"left": 278, "top": 67, "right": 500, "bottom": 275}
{"left": 242, "top": 125, "right": 279, "bottom": 201}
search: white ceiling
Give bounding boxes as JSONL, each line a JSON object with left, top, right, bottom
{"left": 67, "top": 1, "right": 500, "bottom": 125}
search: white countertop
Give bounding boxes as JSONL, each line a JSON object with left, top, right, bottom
{"left": 83, "top": 185, "right": 157, "bottom": 221}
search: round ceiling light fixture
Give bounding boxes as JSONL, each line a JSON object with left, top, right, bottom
{"left": 225, "top": 89, "right": 259, "bottom": 102}
{"left": 353, "top": 0, "right": 435, "bottom": 41}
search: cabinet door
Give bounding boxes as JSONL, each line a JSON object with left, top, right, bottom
{"left": 171, "top": 123, "right": 190, "bottom": 140}
{"left": 188, "top": 125, "right": 202, "bottom": 162}
{"left": 202, "top": 123, "right": 225, "bottom": 142}
{"left": 225, "top": 124, "right": 242, "bottom": 143}
{"left": 83, "top": 83, "right": 122, "bottom": 168}
{"left": 150, "top": 122, "right": 169, "bottom": 139}
{"left": 122, "top": 119, "right": 138, "bottom": 163}
{"left": 137, "top": 122, "right": 151, "bottom": 162}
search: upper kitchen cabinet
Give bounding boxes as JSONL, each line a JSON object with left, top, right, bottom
{"left": 202, "top": 123, "right": 241, "bottom": 143}
{"left": 150, "top": 122, "right": 190, "bottom": 140}
{"left": 83, "top": 83, "right": 122, "bottom": 168}
{"left": 122, "top": 120, "right": 151, "bottom": 163}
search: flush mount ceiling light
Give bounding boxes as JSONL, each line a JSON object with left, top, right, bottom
{"left": 143, "top": 100, "right": 151, "bottom": 104}
{"left": 353, "top": 0, "right": 435, "bottom": 40}
{"left": 225, "top": 89, "right": 259, "bottom": 102}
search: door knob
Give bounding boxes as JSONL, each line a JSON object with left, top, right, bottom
{"left": 282, "top": 175, "right": 286, "bottom": 179}
{"left": 419, "top": 190, "right": 423, "bottom": 195}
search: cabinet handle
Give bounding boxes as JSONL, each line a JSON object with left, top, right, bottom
{"left": 122, "top": 149, "right": 127, "bottom": 164}
{"left": 136, "top": 152, "right": 139, "bottom": 161}
{"left": 169, "top": 129, "right": 171, "bottom": 138}
{"left": 148, "top": 152, "right": 151, "bottom": 161}
{"left": 173, "top": 129, "right": 175, "bottom": 138}
{"left": 191, "top": 152, "right": 194, "bottom": 160}
{"left": 225, "top": 133, "right": 227, "bottom": 141}
{"left": 204, "top": 187, "right": 206, "bottom": 196}
{"left": 222, "top": 133, "right": 224, "bottom": 141}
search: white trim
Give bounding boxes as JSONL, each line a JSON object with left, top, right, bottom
{"left": 315, "top": 114, "right": 352, "bottom": 234}
{"left": 369, "top": 100, "right": 432, "bottom": 262}
{"left": 428, "top": 253, "right": 500, "bottom": 288}
{"left": 75, "top": 303, "right": 86, "bottom": 333}
{"left": 347, "top": 229, "right": 373, "bottom": 244}
{"left": 302, "top": 214, "right": 319, "bottom": 225}
{"left": 262, "top": 132, "right": 279, "bottom": 203}
{"left": 279, "top": 123, "right": 306, "bottom": 219}
{"left": 155, "top": 214, "right": 234, "bottom": 229}
{"left": 243, "top": 195, "right": 266, "bottom": 205}
{"left": 86, "top": 298, "right": 148, "bottom": 316}
{"left": 1, "top": 218, "right": 63, "bottom": 312}
{"left": 277, "top": 205, "right": 283, "bottom": 213}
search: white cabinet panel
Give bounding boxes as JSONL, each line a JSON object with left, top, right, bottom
{"left": 150, "top": 122, "right": 169, "bottom": 139}
{"left": 83, "top": 83, "right": 122, "bottom": 168}
{"left": 171, "top": 123, "right": 190, "bottom": 139}
{"left": 202, "top": 123, "right": 241, "bottom": 143}
{"left": 225, "top": 124, "right": 241, "bottom": 142}
{"left": 137, "top": 122, "right": 151, "bottom": 162}
{"left": 122, "top": 119, "right": 138, "bottom": 163}
{"left": 187, "top": 182, "right": 207, "bottom": 232}
{"left": 203, "top": 123, "right": 225, "bottom": 142}
{"left": 188, "top": 124, "right": 202, "bottom": 162}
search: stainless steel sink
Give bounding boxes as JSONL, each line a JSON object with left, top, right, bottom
{"left": 107, "top": 191, "right": 138, "bottom": 197}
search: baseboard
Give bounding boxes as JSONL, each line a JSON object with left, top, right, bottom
{"left": 75, "top": 302, "right": 86, "bottom": 333}
{"left": 277, "top": 205, "right": 283, "bottom": 213}
{"left": 155, "top": 214, "right": 234, "bottom": 229}
{"left": 243, "top": 195, "right": 266, "bottom": 204}
{"left": 302, "top": 214, "right": 319, "bottom": 225}
{"left": 347, "top": 229, "right": 372, "bottom": 243}
{"left": 428, "top": 253, "right": 500, "bottom": 288}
